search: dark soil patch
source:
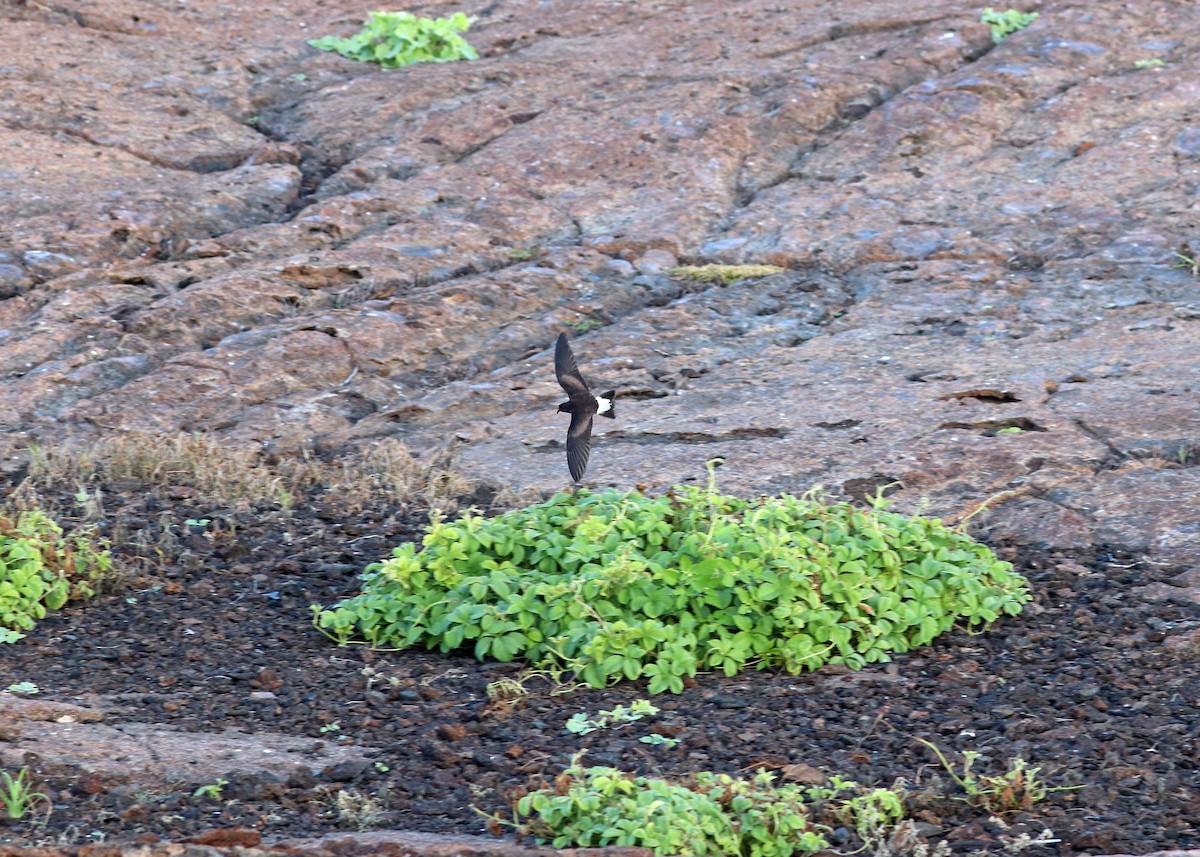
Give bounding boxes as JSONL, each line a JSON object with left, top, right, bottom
{"left": 0, "top": 479, "right": 1197, "bottom": 854}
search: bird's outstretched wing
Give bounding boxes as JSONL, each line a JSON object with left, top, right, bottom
{"left": 555, "top": 332, "right": 591, "bottom": 400}
{"left": 565, "top": 411, "right": 593, "bottom": 482}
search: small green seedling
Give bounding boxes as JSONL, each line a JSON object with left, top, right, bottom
{"left": 639, "top": 733, "right": 680, "bottom": 748}
{"left": 184, "top": 519, "right": 210, "bottom": 529}
{"left": 0, "top": 767, "right": 49, "bottom": 821}
{"left": 1133, "top": 58, "right": 1164, "bottom": 69}
{"left": 981, "top": 8, "right": 1039, "bottom": 42}
{"left": 319, "top": 721, "right": 342, "bottom": 734}
{"left": 995, "top": 426, "right": 1024, "bottom": 434}
{"left": 567, "top": 319, "right": 603, "bottom": 334}
{"left": 192, "top": 778, "right": 228, "bottom": 800}
{"left": 837, "top": 787, "right": 906, "bottom": 847}
{"left": 309, "top": 11, "right": 478, "bottom": 69}
{"left": 566, "top": 700, "right": 659, "bottom": 735}
{"left": 5, "top": 682, "right": 39, "bottom": 695}
{"left": 802, "top": 774, "right": 858, "bottom": 804}
{"left": 917, "top": 738, "right": 1080, "bottom": 812}
{"left": 504, "top": 246, "right": 541, "bottom": 261}
{"left": 1174, "top": 252, "right": 1199, "bottom": 277}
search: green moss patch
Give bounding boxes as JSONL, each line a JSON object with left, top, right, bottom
{"left": 666, "top": 264, "right": 787, "bottom": 284}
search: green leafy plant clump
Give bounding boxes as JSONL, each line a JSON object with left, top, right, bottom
{"left": 981, "top": 7, "right": 1039, "bottom": 43}
{"left": 314, "top": 484, "right": 1029, "bottom": 693}
{"left": 1, "top": 511, "right": 112, "bottom": 644}
{"left": 309, "top": 11, "right": 478, "bottom": 69}
{"left": 513, "top": 761, "right": 895, "bottom": 855}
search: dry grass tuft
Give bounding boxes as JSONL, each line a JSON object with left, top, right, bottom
{"left": 26, "top": 433, "right": 473, "bottom": 512}
{"left": 331, "top": 787, "right": 386, "bottom": 830}
{"left": 326, "top": 438, "right": 473, "bottom": 511}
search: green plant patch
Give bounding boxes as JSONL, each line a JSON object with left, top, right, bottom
{"left": 1, "top": 767, "right": 50, "bottom": 822}
{"left": 0, "top": 511, "right": 112, "bottom": 643}
{"left": 314, "top": 484, "right": 1029, "bottom": 692}
{"left": 666, "top": 264, "right": 786, "bottom": 285}
{"left": 512, "top": 761, "right": 886, "bottom": 855}
{"left": 917, "top": 738, "right": 1082, "bottom": 813}
{"left": 980, "top": 7, "right": 1039, "bottom": 43}
{"left": 308, "top": 11, "right": 478, "bottom": 69}
{"left": 566, "top": 699, "right": 659, "bottom": 735}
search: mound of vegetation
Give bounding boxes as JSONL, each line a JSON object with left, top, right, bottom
{"left": 314, "top": 486, "right": 1029, "bottom": 692}
{"left": 512, "top": 761, "right": 902, "bottom": 855}
{"left": 0, "top": 511, "right": 112, "bottom": 643}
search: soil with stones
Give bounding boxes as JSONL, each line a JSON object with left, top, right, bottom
{"left": 0, "top": 475, "right": 1196, "bottom": 856}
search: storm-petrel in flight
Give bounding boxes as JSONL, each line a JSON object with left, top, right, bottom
{"left": 554, "top": 332, "right": 615, "bottom": 483}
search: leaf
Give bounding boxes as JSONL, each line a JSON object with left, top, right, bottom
{"left": 443, "top": 624, "right": 465, "bottom": 649}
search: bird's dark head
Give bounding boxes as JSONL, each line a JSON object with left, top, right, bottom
{"left": 557, "top": 401, "right": 574, "bottom": 414}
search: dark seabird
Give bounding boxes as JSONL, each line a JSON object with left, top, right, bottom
{"left": 554, "top": 332, "right": 615, "bottom": 483}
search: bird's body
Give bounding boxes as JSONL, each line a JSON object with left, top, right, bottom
{"left": 554, "top": 332, "right": 615, "bottom": 483}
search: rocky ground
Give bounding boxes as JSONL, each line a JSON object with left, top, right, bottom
{"left": 0, "top": 0, "right": 1197, "bottom": 854}
{"left": 0, "top": 474, "right": 1196, "bottom": 856}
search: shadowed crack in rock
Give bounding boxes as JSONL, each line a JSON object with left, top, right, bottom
{"left": 598, "top": 427, "right": 789, "bottom": 445}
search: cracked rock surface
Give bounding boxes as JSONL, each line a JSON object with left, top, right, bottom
{"left": 0, "top": 0, "right": 1196, "bottom": 564}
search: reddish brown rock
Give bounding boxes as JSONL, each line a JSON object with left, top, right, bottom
{"left": 183, "top": 828, "right": 263, "bottom": 848}
{"left": 0, "top": 692, "right": 106, "bottom": 724}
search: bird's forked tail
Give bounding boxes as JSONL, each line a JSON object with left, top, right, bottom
{"left": 599, "top": 391, "right": 616, "bottom": 418}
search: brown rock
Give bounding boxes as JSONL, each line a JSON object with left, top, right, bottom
{"left": 436, "top": 722, "right": 471, "bottom": 742}
{"left": 0, "top": 693, "right": 105, "bottom": 724}
{"left": 183, "top": 827, "right": 263, "bottom": 847}
{"left": 779, "top": 763, "right": 824, "bottom": 784}
{"left": 1163, "top": 628, "right": 1200, "bottom": 655}
{"left": 252, "top": 668, "right": 284, "bottom": 690}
